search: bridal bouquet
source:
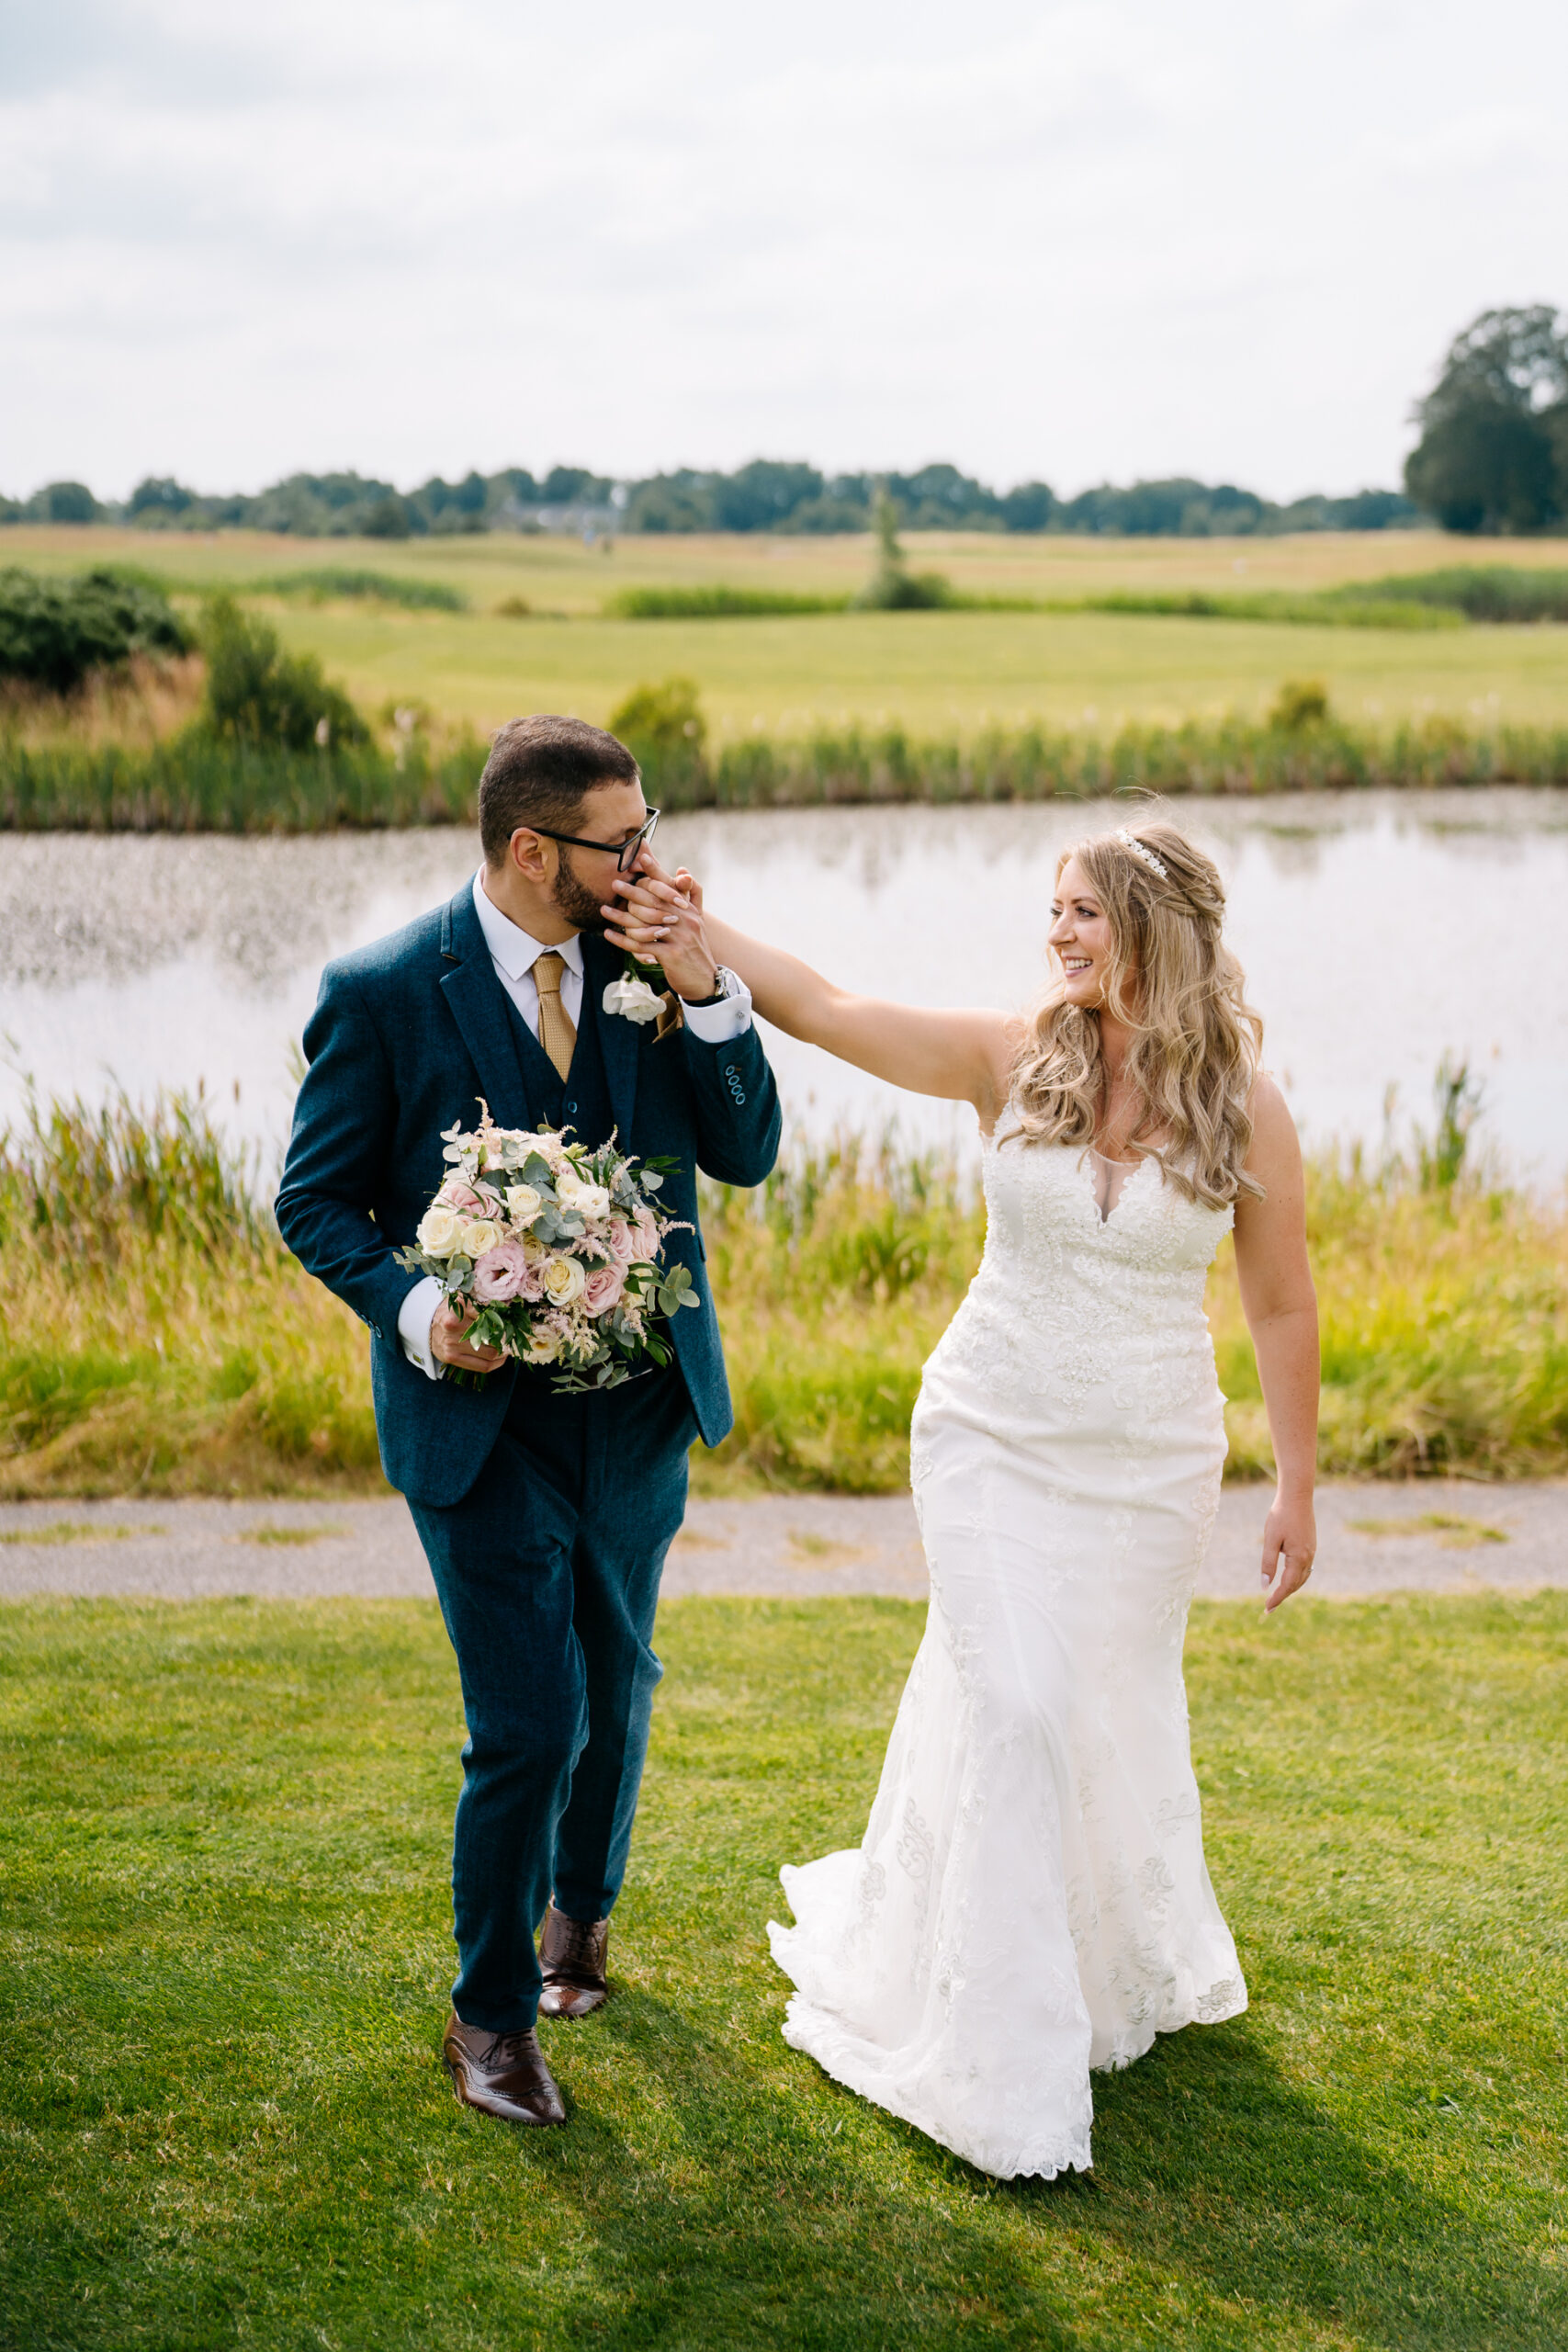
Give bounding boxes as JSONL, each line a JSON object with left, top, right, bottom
{"left": 394, "top": 1102, "right": 699, "bottom": 1392}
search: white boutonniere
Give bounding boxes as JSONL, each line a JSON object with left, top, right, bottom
{"left": 602, "top": 972, "right": 664, "bottom": 1025}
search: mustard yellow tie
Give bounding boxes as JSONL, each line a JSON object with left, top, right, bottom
{"left": 533, "top": 951, "right": 577, "bottom": 1080}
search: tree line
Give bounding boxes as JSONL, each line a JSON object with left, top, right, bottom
{"left": 0, "top": 462, "right": 1417, "bottom": 541}
{"left": 6, "top": 307, "right": 1563, "bottom": 540}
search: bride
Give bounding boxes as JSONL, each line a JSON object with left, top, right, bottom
{"left": 606, "top": 817, "right": 1318, "bottom": 2182}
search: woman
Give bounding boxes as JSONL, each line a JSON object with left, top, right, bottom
{"left": 607, "top": 818, "right": 1318, "bottom": 2182}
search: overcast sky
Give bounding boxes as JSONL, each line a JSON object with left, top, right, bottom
{"left": 3, "top": 0, "right": 1564, "bottom": 504}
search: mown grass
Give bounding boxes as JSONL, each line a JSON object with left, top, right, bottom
{"left": 1, "top": 1592, "right": 1565, "bottom": 2349}
{"left": 13, "top": 526, "right": 1568, "bottom": 737}
{"left": 1, "top": 1099, "right": 1562, "bottom": 1500}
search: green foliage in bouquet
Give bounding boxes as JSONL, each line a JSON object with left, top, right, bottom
{"left": 392, "top": 1112, "right": 698, "bottom": 1393}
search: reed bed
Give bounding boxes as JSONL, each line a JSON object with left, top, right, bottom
{"left": 0, "top": 1093, "right": 1562, "bottom": 1498}
{"left": 4, "top": 712, "right": 1568, "bottom": 832}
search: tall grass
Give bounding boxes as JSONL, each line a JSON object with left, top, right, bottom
{"left": 4, "top": 711, "right": 1567, "bottom": 832}
{"left": 0, "top": 733, "right": 482, "bottom": 831}
{"left": 1347, "top": 566, "right": 1568, "bottom": 623}
{"left": 0, "top": 1089, "right": 1562, "bottom": 1498}
{"left": 607, "top": 584, "right": 1461, "bottom": 628}
{"left": 607, "top": 585, "right": 851, "bottom": 618}
{"left": 681, "top": 712, "right": 1568, "bottom": 807}
{"left": 253, "top": 568, "right": 468, "bottom": 612}
{"left": 0, "top": 1090, "right": 377, "bottom": 1497}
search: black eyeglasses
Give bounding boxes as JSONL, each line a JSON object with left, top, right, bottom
{"left": 527, "top": 807, "right": 660, "bottom": 874}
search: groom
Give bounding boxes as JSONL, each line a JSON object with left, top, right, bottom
{"left": 276, "top": 715, "right": 781, "bottom": 2128}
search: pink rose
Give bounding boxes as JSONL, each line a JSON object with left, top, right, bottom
{"left": 581, "top": 1262, "right": 627, "bottom": 1317}
{"left": 437, "top": 1181, "right": 486, "bottom": 1213}
{"left": 472, "top": 1238, "right": 533, "bottom": 1302}
{"left": 633, "top": 1212, "right": 661, "bottom": 1264}
{"left": 606, "top": 1216, "right": 637, "bottom": 1265}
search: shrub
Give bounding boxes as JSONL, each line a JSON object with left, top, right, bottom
{"left": 608, "top": 675, "right": 708, "bottom": 794}
{"left": 1269, "top": 678, "right": 1331, "bottom": 731}
{"left": 198, "top": 595, "right": 368, "bottom": 752}
{"left": 852, "top": 492, "right": 955, "bottom": 611}
{"left": 0, "top": 567, "right": 190, "bottom": 696}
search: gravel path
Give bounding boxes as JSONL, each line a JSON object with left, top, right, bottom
{"left": 1, "top": 1483, "right": 1562, "bottom": 1602}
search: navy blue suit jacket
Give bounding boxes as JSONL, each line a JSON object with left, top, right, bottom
{"left": 275, "top": 884, "right": 783, "bottom": 1508}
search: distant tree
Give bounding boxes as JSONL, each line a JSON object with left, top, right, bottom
{"left": 710, "top": 460, "right": 824, "bottom": 532}
{"left": 362, "top": 494, "right": 413, "bottom": 539}
{"left": 1404, "top": 306, "right": 1568, "bottom": 534}
{"left": 28, "top": 481, "right": 99, "bottom": 525}
{"left": 454, "top": 469, "right": 488, "bottom": 514}
{"left": 542, "top": 466, "right": 603, "bottom": 505}
{"left": 624, "top": 475, "right": 714, "bottom": 532}
{"left": 129, "top": 476, "right": 196, "bottom": 517}
{"left": 999, "top": 481, "right": 1056, "bottom": 532}
{"left": 885, "top": 463, "right": 1000, "bottom": 527}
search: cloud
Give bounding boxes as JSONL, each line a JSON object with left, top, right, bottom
{"left": 2, "top": 0, "right": 1564, "bottom": 500}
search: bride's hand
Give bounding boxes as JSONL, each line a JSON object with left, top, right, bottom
{"left": 1260, "top": 1489, "right": 1315, "bottom": 1612}
{"left": 603, "top": 856, "right": 718, "bottom": 1001}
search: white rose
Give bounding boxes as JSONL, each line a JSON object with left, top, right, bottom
{"left": 505, "top": 1183, "right": 543, "bottom": 1223}
{"left": 458, "top": 1217, "right": 502, "bottom": 1259}
{"left": 602, "top": 975, "right": 664, "bottom": 1025}
{"left": 416, "top": 1206, "right": 462, "bottom": 1257}
{"left": 542, "top": 1255, "right": 587, "bottom": 1306}
{"left": 569, "top": 1182, "right": 611, "bottom": 1221}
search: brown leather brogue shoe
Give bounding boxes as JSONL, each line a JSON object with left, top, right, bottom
{"left": 537, "top": 1902, "right": 611, "bottom": 2018}
{"left": 442, "top": 2013, "right": 566, "bottom": 2126}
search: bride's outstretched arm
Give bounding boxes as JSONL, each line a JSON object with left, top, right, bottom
{"left": 1233, "top": 1076, "right": 1319, "bottom": 1613}
{"left": 604, "top": 859, "right": 1017, "bottom": 1119}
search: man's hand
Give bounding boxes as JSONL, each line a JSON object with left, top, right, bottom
{"left": 604, "top": 851, "right": 719, "bottom": 1001}
{"left": 431, "top": 1300, "right": 506, "bottom": 1374}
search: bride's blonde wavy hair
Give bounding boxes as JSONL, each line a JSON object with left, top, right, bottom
{"left": 1003, "top": 816, "right": 1265, "bottom": 1207}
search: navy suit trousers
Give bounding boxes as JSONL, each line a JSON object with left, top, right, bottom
{"left": 407, "top": 1367, "right": 696, "bottom": 2033}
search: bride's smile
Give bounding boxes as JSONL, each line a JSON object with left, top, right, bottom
{"left": 1048, "top": 855, "right": 1116, "bottom": 1006}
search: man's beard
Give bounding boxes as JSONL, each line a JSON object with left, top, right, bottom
{"left": 552, "top": 850, "right": 607, "bottom": 934}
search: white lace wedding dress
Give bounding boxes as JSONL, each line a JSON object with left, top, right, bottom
{"left": 769, "top": 1131, "right": 1247, "bottom": 2180}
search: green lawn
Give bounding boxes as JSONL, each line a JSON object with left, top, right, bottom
{"left": 259, "top": 605, "right": 1568, "bottom": 740}
{"left": 9, "top": 524, "right": 1568, "bottom": 733}
{"left": 2, "top": 1597, "right": 1563, "bottom": 2349}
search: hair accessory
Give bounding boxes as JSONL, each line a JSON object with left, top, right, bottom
{"left": 1115, "top": 828, "right": 1169, "bottom": 880}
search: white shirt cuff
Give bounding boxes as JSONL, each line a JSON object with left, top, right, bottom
{"left": 682, "top": 970, "right": 752, "bottom": 1043}
{"left": 397, "top": 1274, "right": 446, "bottom": 1381}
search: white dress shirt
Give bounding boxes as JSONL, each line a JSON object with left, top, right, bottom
{"left": 398, "top": 870, "right": 753, "bottom": 1378}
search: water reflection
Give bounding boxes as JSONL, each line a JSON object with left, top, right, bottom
{"left": 1, "top": 788, "right": 1565, "bottom": 1179}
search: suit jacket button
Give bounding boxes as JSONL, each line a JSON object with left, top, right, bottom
{"left": 567, "top": 1099, "right": 578, "bottom": 1115}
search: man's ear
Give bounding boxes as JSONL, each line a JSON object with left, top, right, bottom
{"left": 507, "top": 828, "right": 551, "bottom": 883}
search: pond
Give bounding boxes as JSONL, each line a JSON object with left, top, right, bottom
{"left": 2, "top": 787, "right": 1565, "bottom": 1182}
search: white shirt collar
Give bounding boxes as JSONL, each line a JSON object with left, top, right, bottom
{"left": 472, "top": 871, "right": 584, "bottom": 982}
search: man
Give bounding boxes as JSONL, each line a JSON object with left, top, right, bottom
{"left": 276, "top": 716, "right": 782, "bottom": 2128}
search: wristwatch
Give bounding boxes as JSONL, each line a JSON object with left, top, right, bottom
{"left": 679, "top": 963, "right": 740, "bottom": 1009}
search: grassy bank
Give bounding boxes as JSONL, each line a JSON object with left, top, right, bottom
{"left": 1, "top": 1097, "right": 1562, "bottom": 1500}
{"left": 4, "top": 708, "right": 1568, "bottom": 832}
{"left": 3, "top": 1592, "right": 1565, "bottom": 2348}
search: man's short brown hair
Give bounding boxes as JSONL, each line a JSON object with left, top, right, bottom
{"left": 478, "top": 715, "right": 640, "bottom": 865}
